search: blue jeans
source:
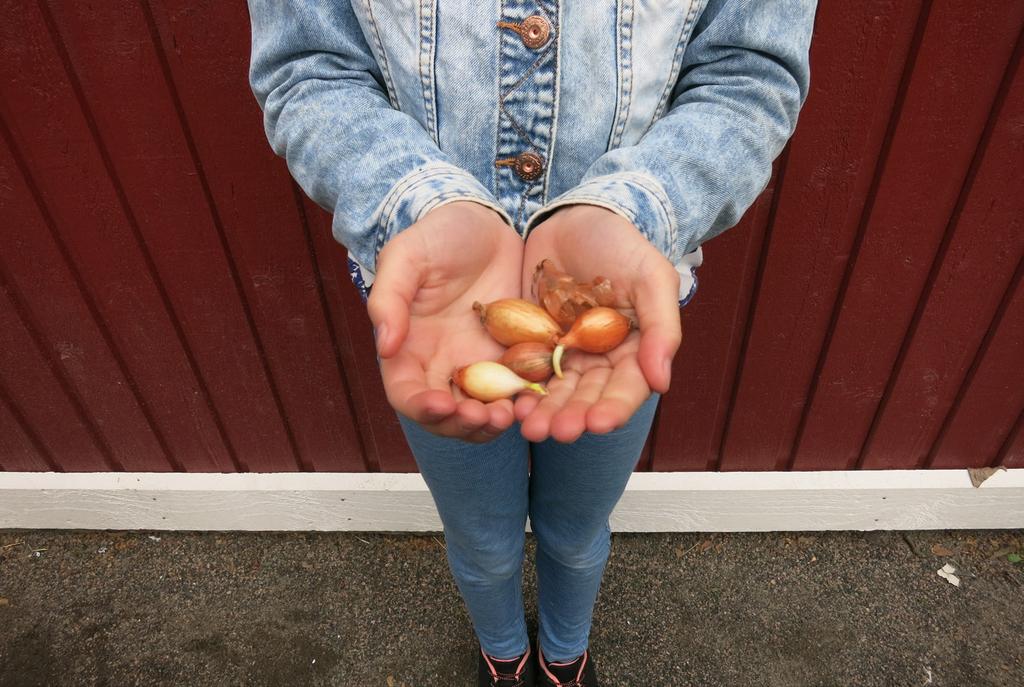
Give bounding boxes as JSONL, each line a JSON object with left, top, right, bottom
{"left": 397, "top": 393, "right": 659, "bottom": 663}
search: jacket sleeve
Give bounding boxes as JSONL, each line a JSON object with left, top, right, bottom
{"left": 525, "top": 0, "right": 816, "bottom": 263}
{"left": 247, "top": 0, "right": 513, "bottom": 273}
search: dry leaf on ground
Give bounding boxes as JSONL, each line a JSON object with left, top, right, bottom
{"left": 937, "top": 563, "right": 961, "bottom": 587}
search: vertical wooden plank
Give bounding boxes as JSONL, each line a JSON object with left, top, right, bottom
{"left": 0, "top": 1, "right": 235, "bottom": 472}
{"left": 861, "top": 42, "right": 1024, "bottom": 469}
{"left": 0, "top": 123, "right": 178, "bottom": 472}
{"left": 650, "top": 188, "right": 772, "bottom": 471}
{"left": 0, "top": 274, "right": 109, "bottom": 471}
{"left": 143, "top": 0, "right": 368, "bottom": 471}
{"left": 305, "top": 201, "right": 418, "bottom": 472}
{"left": 929, "top": 262, "right": 1024, "bottom": 469}
{"left": 43, "top": 1, "right": 307, "bottom": 472}
{"left": 0, "top": 393, "right": 53, "bottom": 472}
{"left": 792, "top": 3, "right": 1024, "bottom": 471}
{"left": 717, "top": 0, "right": 925, "bottom": 471}
{"left": 997, "top": 412, "right": 1024, "bottom": 469}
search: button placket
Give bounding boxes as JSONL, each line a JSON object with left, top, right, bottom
{"left": 494, "top": 1, "right": 559, "bottom": 228}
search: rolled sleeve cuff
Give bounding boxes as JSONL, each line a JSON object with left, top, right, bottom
{"left": 523, "top": 172, "right": 677, "bottom": 260}
{"left": 370, "top": 162, "right": 515, "bottom": 270}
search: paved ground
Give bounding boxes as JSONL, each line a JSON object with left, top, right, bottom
{"left": 0, "top": 529, "right": 1021, "bottom": 686}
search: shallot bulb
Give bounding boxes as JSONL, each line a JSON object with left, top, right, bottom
{"left": 473, "top": 299, "right": 561, "bottom": 347}
{"left": 452, "top": 361, "right": 548, "bottom": 402}
{"left": 498, "top": 342, "right": 555, "bottom": 383}
{"left": 552, "top": 306, "right": 633, "bottom": 378}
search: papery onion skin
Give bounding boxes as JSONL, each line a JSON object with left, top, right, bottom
{"left": 498, "top": 342, "right": 554, "bottom": 383}
{"left": 452, "top": 361, "right": 548, "bottom": 402}
{"left": 473, "top": 299, "right": 561, "bottom": 347}
{"left": 590, "top": 277, "right": 617, "bottom": 307}
{"left": 533, "top": 260, "right": 621, "bottom": 328}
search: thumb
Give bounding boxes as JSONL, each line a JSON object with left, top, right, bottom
{"left": 632, "top": 265, "right": 682, "bottom": 393}
{"left": 366, "top": 245, "right": 421, "bottom": 358}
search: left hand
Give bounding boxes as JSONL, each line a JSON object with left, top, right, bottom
{"left": 516, "top": 205, "right": 682, "bottom": 443}
{"left": 368, "top": 201, "right": 524, "bottom": 443}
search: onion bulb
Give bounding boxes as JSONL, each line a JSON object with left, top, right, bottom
{"left": 473, "top": 299, "right": 561, "bottom": 346}
{"left": 498, "top": 342, "right": 554, "bottom": 383}
{"left": 552, "top": 307, "right": 633, "bottom": 378}
{"left": 452, "top": 361, "right": 548, "bottom": 402}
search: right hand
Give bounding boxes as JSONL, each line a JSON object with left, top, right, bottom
{"left": 514, "top": 204, "right": 682, "bottom": 443}
{"left": 367, "top": 201, "right": 524, "bottom": 442}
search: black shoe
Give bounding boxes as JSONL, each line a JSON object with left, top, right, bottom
{"left": 478, "top": 642, "right": 536, "bottom": 686}
{"left": 537, "top": 645, "right": 599, "bottom": 686}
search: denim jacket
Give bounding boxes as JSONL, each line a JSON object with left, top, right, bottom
{"left": 248, "top": 0, "right": 816, "bottom": 304}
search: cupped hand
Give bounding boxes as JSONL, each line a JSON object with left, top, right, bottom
{"left": 515, "top": 205, "right": 682, "bottom": 443}
{"left": 367, "top": 201, "right": 524, "bottom": 442}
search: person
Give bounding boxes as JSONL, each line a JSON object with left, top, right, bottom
{"left": 248, "top": 1, "right": 816, "bottom": 684}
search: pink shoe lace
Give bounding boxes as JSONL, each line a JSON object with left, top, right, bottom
{"left": 481, "top": 645, "right": 532, "bottom": 687}
{"left": 538, "top": 645, "right": 588, "bottom": 687}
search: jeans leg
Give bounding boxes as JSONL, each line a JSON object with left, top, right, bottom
{"left": 397, "top": 415, "right": 531, "bottom": 659}
{"left": 528, "top": 393, "right": 660, "bottom": 662}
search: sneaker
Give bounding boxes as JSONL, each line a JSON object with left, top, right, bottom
{"left": 478, "top": 642, "right": 536, "bottom": 687}
{"left": 537, "top": 645, "right": 599, "bottom": 686}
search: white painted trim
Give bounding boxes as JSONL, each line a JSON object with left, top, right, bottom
{"left": 0, "top": 469, "right": 1021, "bottom": 532}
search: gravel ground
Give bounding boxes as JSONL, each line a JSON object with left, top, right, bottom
{"left": 0, "top": 529, "right": 1021, "bottom": 686}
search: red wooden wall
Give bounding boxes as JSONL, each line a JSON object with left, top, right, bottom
{"left": 1, "top": 1, "right": 1021, "bottom": 473}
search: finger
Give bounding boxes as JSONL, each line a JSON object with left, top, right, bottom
{"left": 586, "top": 356, "right": 651, "bottom": 434}
{"left": 366, "top": 245, "right": 422, "bottom": 358}
{"left": 632, "top": 266, "right": 683, "bottom": 393}
{"left": 452, "top": 398, "right": 490, "bottom": 433}
{"left": 465, "top": 405, "right": 513, "bottom": 444}
{"left": 483, "top": 399, "right": 515, "bottom": 435}
{"left": 401, "top": 375, "right": 512, "bottom": 441}
{"left": 414, "top": 398, "right": 489, "bottom": 439}
{"left": 450, "top": 380, "right": 470, "bottom": 404}
{"left": 468, "top": 427, "right": 507, "bottom": 444}
{"left": 514, "top": 392, "right": 542, "bottom": 422}
{"left": 396, "top": 388, "right": 458, "bottom": 425}
{"left": 550, "top": 367, "right": 611, "bottom": 443}
{"left": 381, "top": 353, "right": 457, "bottom": 424}
{"left": 450, "top": 384, "right": 514, "bottom": 436}
{"left": 520, "top": 371, "right": 579, "bottom": 443}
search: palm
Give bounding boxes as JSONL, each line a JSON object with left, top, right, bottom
{"left": 401, "top": 227, "right": 521, "bottom": 394}
{"left": 370, "top": 202, "right": 524, "bottom": 441}
{"left": 516, "top": 205, "right": 681, "bottom": 443}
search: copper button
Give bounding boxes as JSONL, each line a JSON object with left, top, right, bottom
{"left": 514, "top": 152, "right": 544, "bottom": 181}
{"left": 520, "top": 15, "right": 550, "bottom": 49}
